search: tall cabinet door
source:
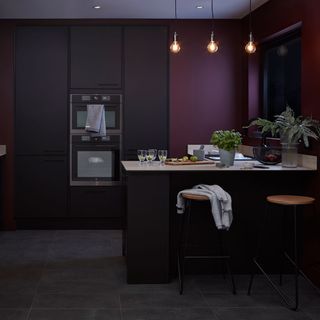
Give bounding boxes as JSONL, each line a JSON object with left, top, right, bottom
{"left": 124, "top": 27, "right": 168, "bottom": 159}
{"left": 15, "top": 27, "right": 68, "bottom": 219}
{"left": 70, "top": 27, "right": 122, "bottom": 89}
{"left": 15, "top": 27, "right": 68, "bottom": 155}
{"left": 15, "top": 156, "right": 68, "bottom": 218}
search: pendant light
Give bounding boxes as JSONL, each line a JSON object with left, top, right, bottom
{"left": 207, "top": 0, "right": 219, "bottom": 53}
{"left": 245, "top": 0, "right": 256, "bottom": 54}
{"left": 170, "top": 0, "right": 181, "bottom": 53}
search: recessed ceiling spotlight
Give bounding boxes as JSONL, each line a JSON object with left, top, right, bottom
{"left": 196, "top": 5, "right": 203, "bottom": 9}
{"left": 93, "top": 5, "right": 101, "bottom": 9}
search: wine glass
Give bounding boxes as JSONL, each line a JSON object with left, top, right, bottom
{"left": 146, "top": 149, "right": 155, "bottom": 164}
{"left": 137, "top": 149, "right": 146, "bottom": 164}
{"left": 158, "top": 150, "right": 167, "bottom": 165}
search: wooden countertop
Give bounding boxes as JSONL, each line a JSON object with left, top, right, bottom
{"left": 0, "top": 145, "right": 6, "bottom": 157}
{"left": 121, "top": 160, "right": 316, "bottom": 172}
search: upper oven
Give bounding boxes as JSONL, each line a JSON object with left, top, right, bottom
{"left": 70, "top": 94, "right": 122, "bottom": 134}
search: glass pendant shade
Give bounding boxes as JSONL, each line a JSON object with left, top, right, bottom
{"left": 245, "top": 32, "right": 256, "bottom": 54}
{"left": 207, "top": 31, "right": 218, "bottom": 53}
{"left": 170, "top": 32, "right": 181, "bottom": 53}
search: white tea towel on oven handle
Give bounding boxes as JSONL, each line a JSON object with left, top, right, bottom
{"left": 85, "top": 104, "right": 106, "bottom": 136}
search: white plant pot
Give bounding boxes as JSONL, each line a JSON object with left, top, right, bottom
{"left": 219, "top": 149, "right": 235, "bottom": 167}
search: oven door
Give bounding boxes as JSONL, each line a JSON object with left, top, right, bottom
{"left": 71, "top": 104, "right": 121, "bottom": 134}
{"left": 71, "top": 142, "right": 120, "bottom": 186}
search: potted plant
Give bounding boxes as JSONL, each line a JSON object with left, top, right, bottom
{"left": 247, "top": 107, "right": 320, "bottom": 167}
{"left": 210, "top": 130, "right": 242, "bottom": 166}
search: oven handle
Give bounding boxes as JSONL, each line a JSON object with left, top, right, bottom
{"left": 72, "top": 144, "right": 120, "bottom": 149}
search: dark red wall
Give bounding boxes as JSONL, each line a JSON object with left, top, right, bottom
{"left": 243, "top": 0, "right": 320, "bottom": 284}
{"left": 169, "top": 20, "right": 243, "bottom": 156}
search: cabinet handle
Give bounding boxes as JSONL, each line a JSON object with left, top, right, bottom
{"left": 85, "top": 190, "right": 107, "bottom": 194}
{"left": 98, "top": 83, "right": 118, "bottom": 86}
{"left": 44, "top": 150, "right": 65, "bottom": 153}
{"left": 43, "top": 159, "right": 65, "bottom": 163}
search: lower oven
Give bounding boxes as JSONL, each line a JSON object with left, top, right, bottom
{"left": 70, "top": 134, "right": 121, "bottom": 186}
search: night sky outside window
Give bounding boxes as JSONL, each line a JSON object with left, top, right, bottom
{"left": 262, "top": 31, "right": 301, "bottom": 120}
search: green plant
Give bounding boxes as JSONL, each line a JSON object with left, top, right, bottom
{"left": 210, "top": 130, "right": 242, "bottom": 151}
{"left": 247, "top": 107, "right": 320, "bottom": 147}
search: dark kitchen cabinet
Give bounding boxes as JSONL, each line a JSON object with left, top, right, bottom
{"left": 70, "top": 27, "right": 122, "bottom": 89}
{"left": 124, "top": 27, "right": 168, "bottom": 159}
{"left": 15, "top": 156, "right": 67, "bottom": 218}
{"left": 69, "top": 186, "right": 125, "bottom": 218}
{"left": 15, "top": 27, "right": 68, "bottom": 155}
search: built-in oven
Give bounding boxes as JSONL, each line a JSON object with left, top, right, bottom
{"left": 70, "top": 94, "right": 122, "bottom": 134}
{"left": 70, "top": 134, "right": 121, "bottom": 186}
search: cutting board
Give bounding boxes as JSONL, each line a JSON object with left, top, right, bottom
{"left": 165, "top": 160, "right": 215, "bottom": 166}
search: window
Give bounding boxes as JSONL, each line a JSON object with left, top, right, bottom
{"left": 262, "top": 30, "right": 301, "bottom": 120}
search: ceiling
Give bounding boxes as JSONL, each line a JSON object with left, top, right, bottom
{"left": 0, "top": 0, "right": 270, "bottom": 20}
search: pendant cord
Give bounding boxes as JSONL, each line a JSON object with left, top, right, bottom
{"left": 249, "top": 0, "right": 252, "bottom": 34}
{"left": 175, "top": 0, "right": 177, "bottom": 20}
{"left": 211, "top": 0, "right": 214, "bottom": 31}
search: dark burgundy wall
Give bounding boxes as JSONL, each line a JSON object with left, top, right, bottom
{"left": 243, "top": 0, "right": 320, "bottom": 285}
{"left": 169, "top": 20, "right": 243, "bottom": 156}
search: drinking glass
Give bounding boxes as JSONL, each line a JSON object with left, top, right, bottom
{"left": 146, "top": 149, "right": 156, "bottom": 164}
{"left": 137, "top": 149, "right": 147, "bottom": 164}
{"left": 158, "top": 150, "right": 168, "bottom": 165}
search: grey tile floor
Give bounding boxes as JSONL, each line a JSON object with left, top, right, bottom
{"left": 0, "top": 230, "right": 319, "bottom": 320}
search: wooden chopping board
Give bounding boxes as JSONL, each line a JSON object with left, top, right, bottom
{"left": 165, "top": 160, "right": 215, "bottom": 166}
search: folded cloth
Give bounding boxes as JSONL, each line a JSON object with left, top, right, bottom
{"left": 85, "top": 104, "right": 106, "bottom": 136}
{"left": 176, "top": 184, "right": 233, "bottom": 230}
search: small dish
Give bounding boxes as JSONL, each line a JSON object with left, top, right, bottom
{"left": 253, "top": 146, "right": 281, "bottom": 165}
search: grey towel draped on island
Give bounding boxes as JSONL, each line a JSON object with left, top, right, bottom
{"left": 176, "top": 184, "right": 233, "bottom": 230}
{"left": 85, "top": 104, "right": 106, "bottom": 136}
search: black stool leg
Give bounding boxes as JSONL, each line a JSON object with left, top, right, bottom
{"left": 178, "top": 199, "right": 192, "bottom": 295}
{"left": 279, "top": 207, "right": 286, "bottom": 286}
{"left": 219, "top": 232, "right": 236, "bottom": 294}
{"left": 293, "top": 205, "right": 299, "bottom": 310}
{"left": 248, "top": 202, "right": 269, "bottom": 295}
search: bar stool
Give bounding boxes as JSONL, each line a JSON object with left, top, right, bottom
{"left": 177, "top": 192, "right": 236, "bottom": 295}
{"left": 248, "top": 195, "right": 319, "bottom": 310}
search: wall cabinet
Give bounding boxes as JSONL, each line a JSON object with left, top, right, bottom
{"left": 124, "top": 26, "right": 168, "bottom": 159}
{"left": 15, "top": 27, "right": 68, "bottom": 155}
{"left": 70, "top": 27, "right": 122, "bottom": 89}
{"left": 15, "top": 156, "right": 67, "bottom": 218}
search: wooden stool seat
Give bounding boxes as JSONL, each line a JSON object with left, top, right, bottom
{"left": 267, "top": 195, "right": 315, "bottom": 206}
{"left": 181, "top": 193, "right": 209, "bottom": 201}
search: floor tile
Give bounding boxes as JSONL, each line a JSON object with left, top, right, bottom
{"left": 0, "top": 279, "right": 39, "bottom": 295}
{"left": 214, "top": 307, "right": 312, "bottom": 320}
{"left": 28, "top": 308, "right": 121, "bottom": 320}
{"left": 203, "top": 292, "right": 282, "bottom": 308}
{"left": 303, "top": 308, "right": 320, "bottom": 320}
{"left": 122, "top": 307, "right": 218, "bottom": 320}
{"left": 120, "top": 292, "right": 207, "bottom": 308}
{"left": 32, "top": 293, "right": 120, "bottom": 309}
{"left": 0, "top": 309, "right": 29, "bottom": 320}
{"left": 0, "top": 294, "right": 34, "bottom": 308}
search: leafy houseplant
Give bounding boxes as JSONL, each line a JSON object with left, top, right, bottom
{"left": 247, "top": 107, "right": 320, "bottom": 167}
{"left": 210, "top": 130, "right": 242, "bottom": 166}
{"left": 248, "top": 107, "right": 320, "bottom": 147}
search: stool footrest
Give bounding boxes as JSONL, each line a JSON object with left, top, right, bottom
{"left": 185, "top": 255, "right": 231, "bottom": 259}
{"left": 284, "top": 252, "right": 320, "bottom": 294}
{"left": 252, "top": 258, "right": 297, "bottom": 310}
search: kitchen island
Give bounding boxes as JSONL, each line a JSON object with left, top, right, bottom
{"left": 122, "top": 159, "right": 316, "bottom": 284}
